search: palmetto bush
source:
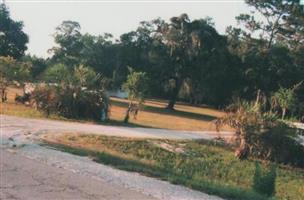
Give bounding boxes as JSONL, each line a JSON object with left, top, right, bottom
{"left": 31, "top": 64, "right": 110, "bottom": 121}
{"left": 31, "top": 84, "right": 109, "bottom": 121}
{"left": 216, "top": 98, "right": 304, "bottom": 167}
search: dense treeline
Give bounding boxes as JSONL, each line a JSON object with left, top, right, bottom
{"left": 1, "top": 1, "right": 304, "bottom": 119}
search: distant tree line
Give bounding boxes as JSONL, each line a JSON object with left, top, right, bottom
{"left": 1, "top": 1, "right": 304, "bottom": 119}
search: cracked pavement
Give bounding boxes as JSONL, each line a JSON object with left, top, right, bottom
{"left": 0, "top": 151, "right": 156, "bottom": 200}
{"left": 0, "top": 115, "right": 225, "bottom": 200}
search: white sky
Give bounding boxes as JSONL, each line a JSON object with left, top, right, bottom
{"left": 5, "top": 0, "right": 250, "bottom": 58}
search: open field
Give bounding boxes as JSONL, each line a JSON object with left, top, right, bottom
{"left": 42, "top": 133, "right": 304, "bottom": 200}
{"left": 1, "top": 87, "right": 231, "bottom": 131}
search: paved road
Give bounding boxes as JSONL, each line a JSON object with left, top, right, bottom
{"left": 0, "top": 114, "right": 225, "bottom": 200}
{"left": 1, "top": 115, "right": 233, "bottom": 140}
{"left": 0, "top": 150, "right": 156, "bottom": 200}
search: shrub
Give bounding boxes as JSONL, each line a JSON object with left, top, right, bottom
{"left": 30, "top": 85, "right": 58, "bottom": 116}
{"left": 30, "top": 64, "right": 110, "bottom": 121}
{"left": 252, "top": 162, "right": 277, "bottom": 197}
{"left": 30, "top": 85, "right": 109, "bottom": 121}
{"left": 216, "top": 98, "right": 304, "bottom": 167}
{"left": 254, "top": 124, "right": 304, "bottom": 167}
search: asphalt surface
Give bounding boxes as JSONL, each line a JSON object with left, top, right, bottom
{"left": 0, "top": 114, "right": 226, "bottom": 200}
{"left": 0, "top": 115, "right": 233, "bottom": 140}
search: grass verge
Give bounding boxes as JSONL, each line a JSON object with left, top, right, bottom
{"left": 41, "top": 134, "right": 304, "bottom": 200}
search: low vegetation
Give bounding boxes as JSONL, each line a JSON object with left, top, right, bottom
{"left": 42, "top": 133, "right": 304, "bottom": 200}
{"left": 216, "top": 99, "right": 304, "bottom": 167}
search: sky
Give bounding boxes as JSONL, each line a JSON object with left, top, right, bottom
{"left": 5, "top": 0, "right": 250, "bottom": 58}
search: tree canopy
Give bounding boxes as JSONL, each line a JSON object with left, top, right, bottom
{"left": 0, "top": 4, "right": 28, "bottom": 59}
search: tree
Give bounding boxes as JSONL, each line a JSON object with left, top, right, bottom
{"left": 236, "top": 0, "right": 304, "bottom": 49}
{"left": 43, "top": 63, "right": 71, "bottom": 84}
{"left": 0, "top": 56, "right": 31, "bottom": 102}
{"left": 226, "top": 0, "right": 304, "bottom": 100}
{"left": 50, "top": 21, "right": 83, "bottom": 67}
{"left": 122, "top": 68, "right": 148, "bottom": 123}
{"left": 271, "top": 85, "right": 299, "bottom": 119}
{"left": 21, "top": 55, "right": 48, "bottom": 80}
{"left": 0, "top": 4, "right": 28, "bottom": 59}
{"left": 153, "top": 14, "right": 229, "bottom": 109}
{"left": 215, "top": 99, "right": 277, "bottom": 159}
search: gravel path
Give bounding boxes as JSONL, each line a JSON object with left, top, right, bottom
{"left": 0, "top": 114, "right": 225, "bottom": 200}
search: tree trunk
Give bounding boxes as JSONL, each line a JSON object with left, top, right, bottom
{"left": 1, "top": 88, "right": 7, "bottom": 102}
{"left": 124, "top": 102, "right": 132, "bottom": 123}
{"left": 166, "top": 78, "right": 183, "bottom": 110}
{"left": 255, "top": 89, "right": 261, "bottom": 107}
{"left": 282, "top": 108, "right": 286, "bottom": 120}
{"left": 235, "top": 135, "right": 249, "bottom": 160}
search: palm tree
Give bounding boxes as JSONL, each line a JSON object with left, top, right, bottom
{"left": 216, "top": 99, "right": 277, "bottom": 159}
{"left": 271, "top": 83, "right": 301, "bottom": 120}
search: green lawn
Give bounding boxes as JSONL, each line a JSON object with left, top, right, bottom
{"left": 42, "top": 133, "right": 304, "bottom": 200}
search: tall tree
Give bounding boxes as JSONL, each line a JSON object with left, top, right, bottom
{"left": 236, "top": 0, "right": 304, "bottom": 49}
{"left": 227, "top": 0, "right": 304, "bottom": 100}
{"left": 153, "top": 14, "right": 232, "bottom": 109}
{"left": 0, "top": 4, "right": 28, "bottom": 59}
{"left": 50, "top": 21, "right": 83, "bottom": 67}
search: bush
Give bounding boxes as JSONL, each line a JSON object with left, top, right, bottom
{"left": 30, "top": 85, "right": 109, "bottom": 121}
{"left": 252, "top": 162, "right": 277, "bottom": 197}
{"left": 216, "top": 98, "right": 304, "bottom": 167}
{"left": 253, "top": 124, "right": 304, "bottom": 167}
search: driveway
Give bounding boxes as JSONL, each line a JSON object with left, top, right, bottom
{"left": 0, "top": 114, "right": 226, "bottom": 200}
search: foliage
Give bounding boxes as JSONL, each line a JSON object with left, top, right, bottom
{"left": 271, "top": 86, "right": 298, "bottom": 119}
{"left": 73, "top": 64, "right": 99, "bottom": 88}
{"left": 21, "top": 55, "right": 48, "bottom": 80}
{"left": 216, "top": 98, "right": 304, "bottom": 165}
{"left": 43, "top": 63, "right": 71, "bottom": 83}
{"left": 31, "top": 63, "right": 110, "bottom": 120}
{"left": 31, "top": 84, "right": 109, "bottom": 121}
{"left": 49, "top": 21, "right": 83, "bottom": 67}
{"left": 152, "top": 14, "right": 236, "bottom": 109}
{"left": 252, "top": 163, "right": 277, "bottom": 197}
{"left": 45, "top": 11, "right": 304, "bottom": 113}
{"left": 122, "top": 68, "right": 148, "bottom": 123}
{"left": 30, "top": 85, "right": 58, "bottom": 116}
{"left": 255, "top": 123, "right": 304, "bottom": 167}
{"left": 0, "top": 56, "right": 31, "bottom": 102}
{"left": 236, "top": 0, "right": 304, "bottom": 48}
{"left": 0, "top": 4, "right": 28, "bottom": 59}
{"left": 226, "top": 1, "right": 304, "bottom": 112}
{"left": 123, "top": 68, "right": 148, "bottom": 103}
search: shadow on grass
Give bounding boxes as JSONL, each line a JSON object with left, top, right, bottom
{"left": 111, "top": 99, "right": 217, "bottom": 122}
{"left": 42, "top": 142, "right": 271, "bottom": 200}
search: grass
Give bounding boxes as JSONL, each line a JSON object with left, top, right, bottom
{"left": 42, "top": 133, "right": 304, "bottom": 200}
{"left": 1, "top": 87, "right": 231, "bottom": 131}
